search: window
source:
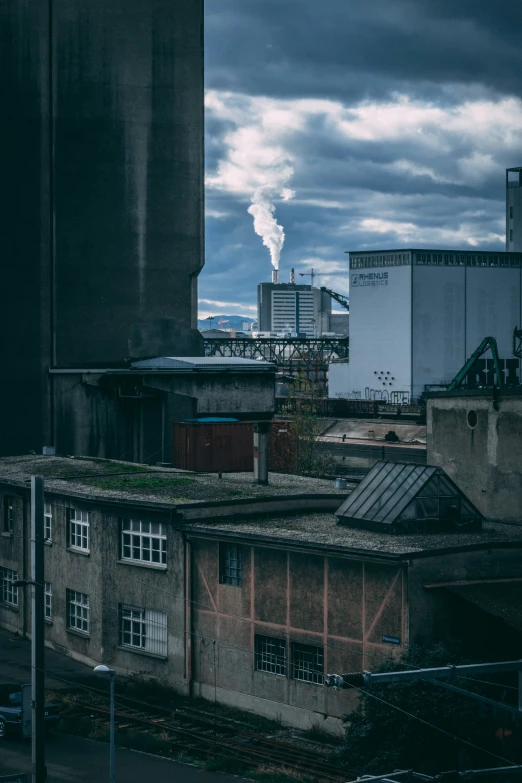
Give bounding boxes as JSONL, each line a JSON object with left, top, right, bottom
{"left": 510, "top": 207, "right": 514, "bottom": 219}
{"left": 68, "top": 510, "right": 89, "bottom": 551}
{"left": 0, "top": 568, "right": 18, "bottom": 607}
{"left": 119, "top": 604, "right": 167, "bottom": 657}
{"left": 510, "top": 230, "right": 513, "bottom": 242}
{"left": 44, "top": 582, "right": 52, "bottom": 621}
{"left": 255, "top": 635, "right": 287, "bottom": 676}
{"left": 220, "top": 543, "right": 242, "bottom": 586}
{"left": 3, "top": 496, "right": 14, "bottom": 534}
{"left": 66, "top": 589, "right": 89, "bottom": 634}
{"left": 121, "top": 520, "right": 167, "bottom": 566}
{"left": 291, "top": 642, "right": 324, "bottom": 684}
{"left": 44, "top": 503, "right": 52, "bottom": 542}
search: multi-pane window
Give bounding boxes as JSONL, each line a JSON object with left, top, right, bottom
{"left": 121, "top": 520, "right": 167, "bottom": 566}
{"left": 44, "top": 503, "right": 52, "bottom": 542}
{"left": 219, "top": 543, "right": 242, "bottom": 586}
{"left": 119, "top": 605, "right": 167, "bottom": 657}
{"left": 121, "top": 519, "right": 167, "bottom": 565}
{"left": 66, "top": 589, "right": 89, "bottom": 634}
{"left": 0, "top": 568, "right": 18, "bottom": 607}
{"left": 255, "top": 635, "right": 287, "bottom": 676}
{"left": 3, "top": 496, "right": 14, "bottom": 534}
{"left": 44, "top": 582, "right": 52, "bottom": 621}
{"left": 68, "top": 510, "right": 89, "bottom": 551}
{"left": 291, "top": 642, "right": 324, "bottom": 685}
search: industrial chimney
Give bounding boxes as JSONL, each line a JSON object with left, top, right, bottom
{"left": 253, "top": 422, "right": 270, "bottom": 485}
{"left": 290, "top": 268, "right": 295, "bottom": 284}
{"left": 272, "top": 269, "right": 279, "bottom": 284}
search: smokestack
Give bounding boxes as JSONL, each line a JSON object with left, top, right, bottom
{"left": 290, "top": 268, "right": 295, "bottom": 284}
{"left": 272, "top": 269, "right": 279, "bottom": 284}
{"left": 253, "top": 422, "right": 270, "bottom": 485}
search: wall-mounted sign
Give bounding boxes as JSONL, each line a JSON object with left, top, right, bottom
{"left": 382, "top": 634, "right": 401, "bottom": 645}
{"left": 351, "top": 272, "right": 389, "bottom": 288}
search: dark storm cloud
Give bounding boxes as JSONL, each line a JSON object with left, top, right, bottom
{"left": 206, "top": 0, "right": 522, "bottom": 102}
{"left": 200, "top": 1, "right": 520, "bottom": 315}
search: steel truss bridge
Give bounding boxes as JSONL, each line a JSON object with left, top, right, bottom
{"left": 204, "top": 336, "right": 349, "bottom": 392}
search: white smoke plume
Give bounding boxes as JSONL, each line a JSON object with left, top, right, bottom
{"left": 247, "top": 184, "right": 294, "bottom": 270}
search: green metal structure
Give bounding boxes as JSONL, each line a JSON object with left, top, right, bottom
{"left": 446, "top": 336, "right": 504, "bottom": 391}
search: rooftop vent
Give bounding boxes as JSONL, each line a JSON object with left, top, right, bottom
{"left": 336, "top": 462, "right": 483, "bottom": 534}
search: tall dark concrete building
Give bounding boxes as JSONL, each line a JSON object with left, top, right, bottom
{"left": 1, "top": 0, "right": 204, "bottom": 456}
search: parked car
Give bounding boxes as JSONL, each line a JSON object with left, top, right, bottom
{"left": 0, "top": 684, "right": 61, "bottom": 738}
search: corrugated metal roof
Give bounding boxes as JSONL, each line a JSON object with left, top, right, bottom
{"left": 335, "top": 461, "right": 482, "bottom": 530}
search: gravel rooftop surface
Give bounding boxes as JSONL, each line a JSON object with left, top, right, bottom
{"left": 186, "top": 514, "right": 522, "bottom": 555}
{"left": 0, "top": 455, "right": 349, "bottom": 506}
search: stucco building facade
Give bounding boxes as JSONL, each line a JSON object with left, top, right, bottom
{"left": 1, "top": 456, "right": 522, "bottom": 732}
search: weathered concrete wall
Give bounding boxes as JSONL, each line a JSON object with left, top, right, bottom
{"left": 54, "top": 370, "right": 275, "bottom": 462}
{"left": 1, "top": 0, "right": 203, "bottom": 456}
{"left": 0, "top": 488, "right": 188, "bottom": 689}
{"left": 0, "top": 489, "right": 28, "bottom": 634}
{"left": 427, "top": 395, "right": 522, "bottom": 521}
{"left": 189, "top": 538, "right": 406, "bottom": 731}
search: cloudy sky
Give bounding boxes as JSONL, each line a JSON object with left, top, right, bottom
{"left": 200, "top": 0, "right": 522, "bottom": 319}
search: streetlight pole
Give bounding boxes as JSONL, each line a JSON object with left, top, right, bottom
{"left": 94, "top": 665, "right": 116, "bottom": 783}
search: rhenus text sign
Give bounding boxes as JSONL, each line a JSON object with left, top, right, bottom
{"left": 351, "top": 272, "right": 388, "bottom": 287}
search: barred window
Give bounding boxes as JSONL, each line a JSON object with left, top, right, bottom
{"left": 220, "top": 543, "right": 242, "bottom": 586}
{"left": 45, "top": 582, "right": 52, "bottom": 621}
{"left": 68, "top": 510, "right": 89, "bottom": 551}
{"left": 66, "top": 589, "right": 89, "bottom": 634}
{"left": 44, "top": 503, "right": 52, "bottom": 542}
{"left": 3, "top": 496, "right": 14, "bottom": 534}
{"left": 119, "top": 605, "right": 167, "bottom": 657}
{"left": 291, "top": 642, "right": 324, "bottom": 685}
{"left": 255, "top": 635, "right": 287, "bottom": 676}
{"left": 1, "top": 568, "right": 18, "bottom": 607}
{"left": 121, "top": 520, "right": 167, "bottom": 566}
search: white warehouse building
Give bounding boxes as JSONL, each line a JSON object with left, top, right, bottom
{"left": 329, "top": 248, "right": 522, "bottom": 403}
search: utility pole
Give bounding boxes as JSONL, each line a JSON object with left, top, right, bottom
{"left": 325, "top": 660, "right": 522, "bottom": 715}
{"left": 31, "top": 476, "right": 46, "bottom": 783}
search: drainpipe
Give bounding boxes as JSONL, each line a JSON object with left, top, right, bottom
{"left": 253, "top": 422, "right": 270, "bottom": 485}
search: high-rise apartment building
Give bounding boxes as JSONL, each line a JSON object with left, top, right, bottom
{"left": 1, "top": 0, "right": 204, "bottom": 455}
{"left": 506, "top": 167, "right": 522, "bottom": 252}
{"left": 257, "top": 283, "right": 331, "bottom": 336}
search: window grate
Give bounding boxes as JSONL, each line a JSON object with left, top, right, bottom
{"left": 121, "top": 519, "right": 167, "bottom": 565}
{"left": 255, "top": 635, "right": 287, "bottom": 676}
{"left": 66, "top": 589, "right": 89, "bottom": 634}
{"left": 0, "top": 568, "right": 18, "bottom": 607}
{"left": 291, "top": 642, "right": 324, "bottom": 685}
{"left": 119, "top": 604, "right": 167, "bottom": 656}
{"left": 69, "top": 510, "right": 89, "bottom": 551}
{"left": 220, "top": 543, "right": 242, "bottom": 586}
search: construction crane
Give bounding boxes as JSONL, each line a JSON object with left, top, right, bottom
{"left": 446, "top": 336, "right": 503, "bottom": 391}
{"left": 298, "top": 268, "right": 323, "bottom": 286}
{"left": 320, "top": 286, "right": 349, "bottom": 312}
{"left": 513, "top": 326, "right": 522, "bottom": 358}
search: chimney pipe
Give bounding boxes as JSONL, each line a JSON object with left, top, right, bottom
{"left": 272, "top": 269, "right": 279, "bottom": 284}
{"left": 290, "top": 268, "right": 295, "bottom": 284}
{"left": 253, "top": 421, "right": 270, "bottom": 485}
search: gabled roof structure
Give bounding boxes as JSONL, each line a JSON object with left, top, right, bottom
{"left": 336, "top": 462, "right": 483, "bottom": 533}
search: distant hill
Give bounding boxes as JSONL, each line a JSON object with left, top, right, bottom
{"left": 197, "top": 314, "right": 255, "bottom": 331}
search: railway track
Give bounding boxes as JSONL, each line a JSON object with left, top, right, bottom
{"left": 73, "top": 695, "right": 356, "bottom": 783}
